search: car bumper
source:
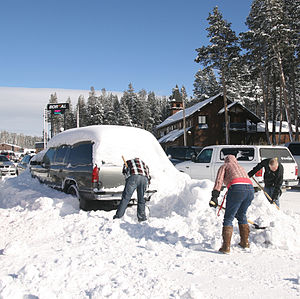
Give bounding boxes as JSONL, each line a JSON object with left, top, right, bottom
{"left": 91, "top": 189, "right": 157, "bottom": 201}
{"left": 283, "top": 179, "right": 299, "bottom": 187}
{"left": 0, "top": 170, "right": 17, "bottom": 177}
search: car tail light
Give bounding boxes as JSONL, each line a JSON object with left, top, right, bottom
{"left": 255, "top": 169, "right": 263, "bottom": 177}
{"left": 296, "top": 166, "right": 298, "bottom": 177}
{"left": 92, "top": 165, "right": 99, "bottom": 183}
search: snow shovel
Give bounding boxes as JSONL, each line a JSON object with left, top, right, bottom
{"left": 251, "top": 177, "right": 280, "bottom": 210}
{"left": 212, "top": 204, "right": 267, "bottom": 230}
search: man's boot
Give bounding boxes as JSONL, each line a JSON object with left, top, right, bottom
{"left": 219, "top": 226, "right": 233, "bottom": 254}
{"left": 238, "top": 223, "right": 250, "bottom": 248}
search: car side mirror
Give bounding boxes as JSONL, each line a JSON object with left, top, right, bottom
{"left": 191, "top": 155, "right": 197, "bottom": 162}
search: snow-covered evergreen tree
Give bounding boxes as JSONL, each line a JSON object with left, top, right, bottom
{"left": 195, "top": 6, "right": 240, "bottom": 144}
{"left": 64, "top": 97, "right": 76, "bottom": 130}
{"left": 86, "top": 86, "right": 104, "bottom": 125}
{"left": 103, "top": 93, "right": 118, "bottom": 125}
{"left": 76, "top": 95, "right": 88, "bottom": 127}
{"left": 135, "top": 89, "right": 148, "bottom": 128}
{"left": 193, "top": 67, "right": 220, "bottom": 101}
{"left": 241, "top": 0, "right": 300, "bottom": 142}
{"left": 121, "top": 83, "right": 138, "bottom": 126}
{"left": 118, "top": 97, "right": 132, "bottom": 126}
{"left": 48, "top": 93, "right": 63, "bottom": 137}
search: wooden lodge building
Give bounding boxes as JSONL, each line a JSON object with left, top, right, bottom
{"left": 156, "top": 93, "right": 265, "bottom": 149}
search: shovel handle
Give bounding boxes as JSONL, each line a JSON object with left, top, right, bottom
{"left": 122, "top": 156, "right": 128, "bottom": 168}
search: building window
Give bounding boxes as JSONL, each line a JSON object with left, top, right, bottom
{"left": 198, "top": 115, "right": 208, "bottom": 129}
{"left": 185, "top": 119, "right": 192, "bottom": 127}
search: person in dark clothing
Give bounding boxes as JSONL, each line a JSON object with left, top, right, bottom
{"left": 113, "top": 157, "right": 151, "bottom": 222}
{"left": 248, "top": 158, "right": 283, "bottom": 207}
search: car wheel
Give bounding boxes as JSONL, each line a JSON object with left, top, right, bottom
{"left": 67, "top": 184, "right": 80, "bottom": 201}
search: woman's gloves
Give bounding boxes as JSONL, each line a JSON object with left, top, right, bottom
{"left": 209, "top": 190, "right": 220, "bottom": 208}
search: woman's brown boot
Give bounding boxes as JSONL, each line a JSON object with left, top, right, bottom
{"left": 219, "top": 226, "right": 233, "bottom": 254}
{"left": 238, "top": 223, "right": 250, "bottom": 248}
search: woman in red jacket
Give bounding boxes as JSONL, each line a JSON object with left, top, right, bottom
{"left": 210, "top": 155, "right": 254, "bottom": 254}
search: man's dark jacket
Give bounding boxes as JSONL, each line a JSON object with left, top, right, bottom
{"left": 248, "top": 158, "right": 283, "bottom": 200}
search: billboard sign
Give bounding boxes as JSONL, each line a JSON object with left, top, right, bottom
{"left": 47, "top": 103, "right": 69, "bottom": 115}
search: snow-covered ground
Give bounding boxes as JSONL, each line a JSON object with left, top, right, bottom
{"left": 0, "top": 170, "right": 299, "bottom": 299}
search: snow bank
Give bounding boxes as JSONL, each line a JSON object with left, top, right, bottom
{"left": 1, "top": 171, "right": 300, "bottom": 298}
{"left": 1, "top": 170, "right": 300, "bottom": 252}
{"left": 1, "top": 124, "right": 300, "bottom": 298}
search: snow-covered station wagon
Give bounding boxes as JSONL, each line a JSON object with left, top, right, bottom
{"left": 30, "top": 125, "right": 172, "bottom": 210}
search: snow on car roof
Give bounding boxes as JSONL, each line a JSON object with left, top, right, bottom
{"left": 46, "top": 125, "right": 176, "bottom": 177}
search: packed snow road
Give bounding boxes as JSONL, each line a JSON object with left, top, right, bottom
{"left": 0, "top": 171, "right": 300, "bottom": 298}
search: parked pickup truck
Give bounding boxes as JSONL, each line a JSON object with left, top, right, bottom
{"left": 175, "top": 145, "right": 299, "bottom": 188}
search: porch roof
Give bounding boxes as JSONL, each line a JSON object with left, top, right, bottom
{"left": 158, "top": 127, "right": 192, "bottom": 144}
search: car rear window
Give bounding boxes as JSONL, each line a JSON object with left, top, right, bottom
{"left": 260, "top": 148, "right": 294, "bottom": 163}
{"left": 220, "top": 148, "right": 254, "bottom": 161}
{"left": 287, "top": 144, "right": 300, "bottom": 156}
{"left": 67, "top": 143, "right": 92, "bottom": 165}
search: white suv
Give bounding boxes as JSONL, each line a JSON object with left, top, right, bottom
{"left": 175, "top": 145, "right": 298, "bottom": 188}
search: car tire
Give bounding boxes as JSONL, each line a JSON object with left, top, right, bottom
{"left": 67, "top": 184, "right": 89, "bottom": 210}
{"left": 67, "top": 184, "right": 80, "bottom": 201}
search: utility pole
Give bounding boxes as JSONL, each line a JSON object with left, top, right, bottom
{"left": 43, "top": 108, "right": 48, "bottom": 149}
{"left": 182, "top": 87, "right": 187, "bottom": 146}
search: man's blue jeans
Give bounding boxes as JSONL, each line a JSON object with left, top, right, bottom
{"left": 223, "top": 184, "right": 254, "bottom": 226}
{"left": 264, "top": 186, "right": 280, "bottom": 207}
{"left": 115, "top": 175, "right": 148, "bottom": 221}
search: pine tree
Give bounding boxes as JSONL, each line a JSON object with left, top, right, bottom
{"left": 121, "top": 83, "right": 138, "bottom": 125}
{"left": 135, "top": 89, "right": 148, "bottom": 128}
{"left": 195, "top": 6, "right": 240, "bottom": 144}
{"left": 118, "top": 98, "right": 132, "bottom": 126}
{"left": 48, "top": 93, "right": 63, "bottom": 137}
{"left": 241, "top": 0, "right": 300, "bottom": 143}
{"left": 64, "top": 97, "right": 76, "bottom": 130}
{"left": 86, "top": 86, "right": 104, "bottom": 126}
{"left": 193, "top": 67, "right": 220, "bottom": 101}
{"left": 76, "top": 95, "right": 88, "bottom": 127}
{"left": 103, "top": 94, "right": 118, "bottom": 125}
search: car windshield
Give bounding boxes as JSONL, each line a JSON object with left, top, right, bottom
{"left": 0, "top": 155, "right": 9, "bottom": 162}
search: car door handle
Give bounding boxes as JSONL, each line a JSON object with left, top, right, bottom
{"left": 206, "top": 166, "right": 209, "bottom": 168}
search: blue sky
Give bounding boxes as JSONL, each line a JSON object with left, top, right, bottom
{"left": 0, "top": 0, "right": 253, "bottom": 98}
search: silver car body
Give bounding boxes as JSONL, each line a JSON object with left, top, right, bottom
{"left": 0, "top": 155, "right": 17, "bottom": 177}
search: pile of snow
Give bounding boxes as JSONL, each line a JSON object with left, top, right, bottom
{"left": 1, "top": 170, "right": 300, "bottom": 298}
{"left": 1, "top": 126, "right": 300, "bottom": 297}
